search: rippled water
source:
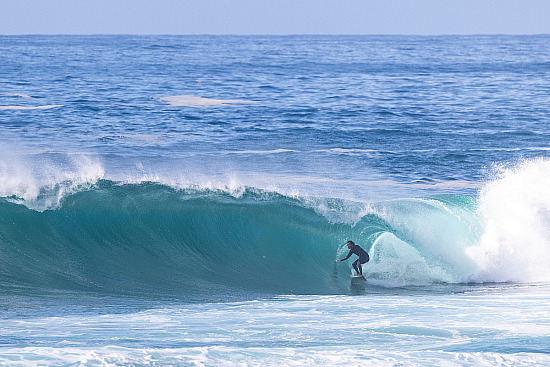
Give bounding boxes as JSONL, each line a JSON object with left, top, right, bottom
{"left": 1, "top": 35, "right": 550, "bottom": 365}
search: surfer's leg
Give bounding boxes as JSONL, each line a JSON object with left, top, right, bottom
{"left": 358, "top": 258, "right": 368, "bottom": 275}
{"left": 353, "top": 259, "right": 362, "bottom": 275}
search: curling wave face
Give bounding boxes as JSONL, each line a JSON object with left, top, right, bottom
{"left": 0, "top": 182, "right": 355, "bottom": 298}
{"left": 2, "top": 157, "right": 550, "bottom": 298}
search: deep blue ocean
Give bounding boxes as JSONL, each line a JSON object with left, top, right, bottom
{"left": 1, "top": 35, "right": 550, "bottom": 365}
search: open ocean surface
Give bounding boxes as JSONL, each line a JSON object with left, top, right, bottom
{"left": 1, "top": 35, "right": 550, "bottom": 366}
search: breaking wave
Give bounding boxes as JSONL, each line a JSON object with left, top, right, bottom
{"left": 1, "top": 158, "right": 550, "bottom": 298}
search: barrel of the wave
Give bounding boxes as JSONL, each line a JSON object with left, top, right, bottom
{"left": 0, "top": 182, "right": 364, "bottom": 298}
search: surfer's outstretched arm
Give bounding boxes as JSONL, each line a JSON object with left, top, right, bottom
{"left": 336, "top": 250, "right": 353, "bottom": 262}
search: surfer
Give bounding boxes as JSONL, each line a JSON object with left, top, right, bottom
{"left": 336, "top": 241, "right": 370, "bottom": 277}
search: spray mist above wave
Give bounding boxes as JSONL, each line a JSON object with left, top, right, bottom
{"left": 0, "top": 151, "right": 104, "bottom": 211}
{"left": 0, "top": 150, "right": 429, "bottom": 213}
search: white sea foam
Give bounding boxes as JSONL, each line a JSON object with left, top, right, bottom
{"left": 2, "top": 290, "right": 550, "bottom": 366}
{"left": 323, "top": 148, "right": 380, "bottom": 154}
{"left": 226, "top": 149, "right": 298, "bottom": 154}
{"left": 159, "top": 95, "right": 258, "bottom": 107}
{"left": 0, "top": 105, "right": 62, "bottom": 110}
{"left": 467, "top": 158, "right": 550, "bottom": 283}
{"left": 3, "top": 346, "right": 546, "bottom": 367}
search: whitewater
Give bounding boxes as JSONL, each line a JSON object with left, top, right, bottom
{"left": 1, "top": 35, "right": 550, "bottom": 366}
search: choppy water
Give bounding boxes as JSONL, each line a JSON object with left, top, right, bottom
{"left": 1, "top": 35, "right": 550, "bottom": 366}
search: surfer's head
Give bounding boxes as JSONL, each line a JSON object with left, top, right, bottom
{"left": 346, "top": 241, "right": 354, "bottom": 248}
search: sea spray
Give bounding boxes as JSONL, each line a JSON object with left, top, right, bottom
{"left": 0, "top": 151, "right": 104, "bottom": 211}
{"left": 466, "top": 158, "right": 550, "bottom": 283}
{"left": 2, "top": 34, "right": 550, "bottom": 366}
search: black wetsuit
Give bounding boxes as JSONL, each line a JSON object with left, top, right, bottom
{"left": 341, "top": 244, "right": 370, "bottom": 275}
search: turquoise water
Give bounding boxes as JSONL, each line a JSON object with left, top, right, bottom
{"left": 1, "top": 35, "right": 550, "bottom": 365}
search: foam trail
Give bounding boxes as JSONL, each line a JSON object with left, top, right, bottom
{"left": 325, "top": 148, "right": 379, "bottom": 154}
{"left": 159, "top": 95, "right": 258, "bottom": 107}
{"left": 467, "top": 158, "right": 550, "bottom": 283}
{"left": 226, "top": 149, "right": 298, "bottom": 154}
{"left": 0, "top": 105, "right": 62, "bottom": 110}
